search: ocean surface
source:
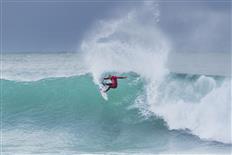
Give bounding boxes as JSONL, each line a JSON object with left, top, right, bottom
{"left": 1, "top": 52, "right": 231, "bottom": 154}
{"left": 1, "top": 2, "right": 231, "bottom": 154}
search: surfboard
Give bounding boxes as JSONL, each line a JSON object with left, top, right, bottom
{"left": 99, "top": 85, "right": 108, "bottom": 100}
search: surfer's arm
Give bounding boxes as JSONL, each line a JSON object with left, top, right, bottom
{"left": 104, "top": 77, "right": 110, "bottom": 80}
{"left": 116, "top": 76, "right": 127, "bottom": 79}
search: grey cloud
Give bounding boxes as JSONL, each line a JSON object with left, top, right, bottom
{"left": 159, "top": 1, "right": 231, "bottom": 53}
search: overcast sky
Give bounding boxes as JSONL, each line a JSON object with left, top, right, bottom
{"left": 1, "top": 0, "right": 231, "bottom": 53}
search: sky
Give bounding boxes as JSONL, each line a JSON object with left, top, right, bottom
{"left": 1, "top": 0, "right": 231, "bottom": 53}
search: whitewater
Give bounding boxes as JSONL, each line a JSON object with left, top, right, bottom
{"left": 1, "top": 2, "right": 231, "bottom": 154}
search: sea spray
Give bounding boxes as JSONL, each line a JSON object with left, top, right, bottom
{"left": 79, "top": 3, "right": 231, "bottom": 144}
{"left": 80, "top": 5, "right": 170, "bottom": 84}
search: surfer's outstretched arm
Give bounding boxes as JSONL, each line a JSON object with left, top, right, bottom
{"left": 116, "top": 76, "right": 127, "bottom": 79}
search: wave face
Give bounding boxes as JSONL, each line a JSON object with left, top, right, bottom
{"left": 2, "top": 74, "right": 231, "bottom": 154}
{"left": 2, "top": 75, "right": 169, "bottom": 153}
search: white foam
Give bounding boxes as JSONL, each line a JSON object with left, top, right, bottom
{"left": 148, "top": 78, "right": 231, "bottom": 144}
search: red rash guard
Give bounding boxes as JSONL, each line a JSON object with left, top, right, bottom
{"left": 110, "top": 76, "right": 118, "bottom": 88}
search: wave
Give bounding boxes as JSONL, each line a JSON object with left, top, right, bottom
{"left": 1, "top": 73, "right": 230, "bottom": 152}
{"left": 77, "top": 2, "right": 231, "bottom": 144}
{"left": 3, "top": 75, "right": 175, "bottom": 153}
{"left": 2, "top": 75, "right": 144, "bottom": 125}
{"left": 2, "top": 1, "right": 231, "bottom": 149}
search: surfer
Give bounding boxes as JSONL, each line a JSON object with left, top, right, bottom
{"left": 102, "top": 75, "right": 127, "bottom": 92}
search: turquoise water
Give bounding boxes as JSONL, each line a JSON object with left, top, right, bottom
{"left": 2, "top": 74, "right": 231, "bottom": 154}
{"left": 2, "top": 1, "right": 231, "bottom": 153}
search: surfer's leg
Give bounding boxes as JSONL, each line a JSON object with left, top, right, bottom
{"left": 104, "top": 83, "right": 112, "bottom": 86}
{"left": 104, "top": 86, "right": 111, "bottom": 92}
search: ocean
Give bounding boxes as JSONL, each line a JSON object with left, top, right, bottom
{"left": 1, "top": 2, "right": 231, "bottom": 154}
{"left": 1, "top": 53, "right": 231, "bottom": 154}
